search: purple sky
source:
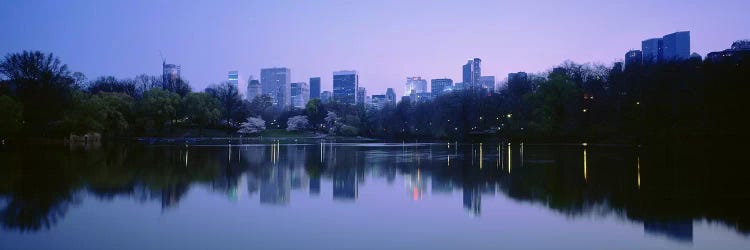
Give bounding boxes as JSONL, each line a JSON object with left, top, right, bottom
{"left": 2, "top": 0, "right": 749, "bottom": 95}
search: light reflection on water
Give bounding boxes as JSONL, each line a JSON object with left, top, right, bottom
{"left": 0, "top": 140, "right": 749, "bottom": 249}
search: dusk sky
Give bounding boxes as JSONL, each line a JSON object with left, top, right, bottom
{"left": 2, "top": 0, "right": 749, "bottom": 95}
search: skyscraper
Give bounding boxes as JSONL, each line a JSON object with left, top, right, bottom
{"left": 404, "top": 77, "right": 427, "bottom": 96}
{"left": 246, "top": 76, "right": 261, "bottom": 101}
{"left": 333, "top": 70, "right": 358, "bottom": 104}
{"left": 162, "top": 62, "right": 181, "bottom": 90}
{"left": 480, "top": 76, "right": 495, "bottom": 92}
{"left": 462, "top": 58, "right": 481, "bottom": 89}
{"left": 642, "top": 38, "right": 663, "bottom": 64}
{"left": 641, "top": 31, "right": 691, "bottom": 64}
{"left": 356, "top": 87, "right": 366, "bottom": 105}
{"left": 320, "top": 91, "right": 332, "bottom": 103}
{"left": 662, "top": 31, "right": 690, "bottom": 61}
{"left": 260, "top": 67, "right": 291, "bottom": 110}
{"left": 431, "top": 78, "right": 453, "bottom": 97}
{"left": 309, "top": 77, "right": 321, "bottom": 99}
{"left": 228, "top": 70, "right": 239, "bottom": 88}
{"left": 385, "top": 88, "right": 396, "bottom": 106}
{"left": 370, "top": 94, "right": 386, "bottom": 110}
{"left": 290, "top": 82, "right": 309, "bottom": 108}
{"left": 625, "top": 50, "right": 643, "bottom": 68}
{"left": 472, "top": 58, "right": 482, "bottom": 88}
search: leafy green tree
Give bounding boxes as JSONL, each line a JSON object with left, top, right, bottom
{"left": 0, "top": 51, "right": 74, "bottom": 135}
{"left": 205, "top": 82, "right": 242, "bottom": 126}
{"left": 181, "top": 92, "right": 221, "bottom": 136}
{"left": 135, "top": 88, "right": 180, "bottom": 135}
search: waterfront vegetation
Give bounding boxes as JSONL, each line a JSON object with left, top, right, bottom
{"left": 1, "top": 50, "right": 748, "bottom": 144}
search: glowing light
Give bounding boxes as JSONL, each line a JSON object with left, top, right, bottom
{"left": 637, "top": 156, "right": 641, "bottom": 188}
{"left": 583, "top": 148, "right": 588, "bottom": 182}
{"left": 508, "top": 144, "right": 512, "bottom": 173}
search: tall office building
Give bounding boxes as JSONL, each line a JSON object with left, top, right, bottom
{"left": 290, "top": 82, "right": 309, "bottom": 108}
{"left": 228, "top": 70, "right": 239, "bottom": 88}
{"left": 260, "top": 68, "right": 291, "bottom": 110}
{"left": 625, "top": 50, "right": 643, "bottom": 68}
{"left": 309, "top": 77, "right": 321, "bottom": 99}
{"left": 370, "top": 94, "right": 386, "bottom": 110}
{"left": 641, "top": 31, "right": 691, "bottom": 63}
{"left": 385, "top": 88, "right": 397, "bottom": 106}
{"left": 642, "top": 38, "right": 663, "bottom": 64}
{"left": 431, "top": 78, "right": 453, "bottom": 97}
{"left": 333, "top": 70, "right": 358, "bottom": 104}
{"left": 462, "top": 58, "right": 482, "bottom": 89}
{"left": 480, "top": 76, "right": 495, "bottom": 92}
{"left": 320, "top": 91, "right": 332, "bottom": 103}
{"left": 404, "top": 77, "right": 428, "bottom": 96}
{"left": 246, "top": 76, "right": 261, "bottom": 101}
{"left": 662, "top": 31, "right": 690, "bottom": 61}
{"left": 356, "top": 87, "right": 367, "bottom": 105}
{"left": 162, "top": 61, "right": 181, "bottom": 90}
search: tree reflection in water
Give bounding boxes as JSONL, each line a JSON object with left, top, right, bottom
{"left": 0, "top": 140, "right": 748, "bottom": 243}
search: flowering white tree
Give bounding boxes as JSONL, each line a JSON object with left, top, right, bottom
{"left": 286, "top": 115, "right": 309, "bottom": 132}
{"left": 237, "top": 117, "right": 266, "bottom": 135}
{"left": 324, "top": 111, "right": 340, "bottom": 134}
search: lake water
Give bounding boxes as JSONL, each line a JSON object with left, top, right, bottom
{"left": 1, "top": 140, "right": 748, "bottom": 249}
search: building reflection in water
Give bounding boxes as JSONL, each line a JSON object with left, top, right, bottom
{"left": 2, "top": 140, "right": 748, "bottom": 245}
{"left": 644, "top": 220, "right": 693, "bottom": 243}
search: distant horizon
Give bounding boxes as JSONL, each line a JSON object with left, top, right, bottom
{"left": 2, "top": 0, "right": 749, "bottom": 96}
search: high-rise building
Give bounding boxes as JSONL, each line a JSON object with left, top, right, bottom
{"left": 462, "top": 62, "right": 472, "bottom": 84}
{"left": 356, "top": 87, "right": 366, "bottom": 105}
{"left": 162, "top": 62, "right": 181, "bottom": 90}
{"left": 228, "top": 70, "right": 239, "bottom": 88}
{"left": 290, "top": 82, "right": 309, "bottom": 108}
{"left": 370, "top": 94, "right": 386, "bottom": 110}
{"left": 404, "top": 77, "right": 427, "bottom": 96}
{"left": 480, "top": 76, "right": 495, "bottom": 92}
{"left": 462, "top": 58, "right": 482, "bottom": 89}
{"left": 662, "top": 31, "right": 690, "bottom": 61}
{"left": 309, "top": 77, "right": 321, "bottom": 99}
{"left": 625, "top": 50, "right": 643, "bottom": 68}
{"left": 246, "top": 76, "right": 261, "bottom": 101}
{"left": 642, "top": 38, "right": 663, "bottom": 64}
{"left": 431, "top": 78, "right": 453, "bottom": 97}
{"left": 333, "top": 70, "right": 358, "bottom": 104}
{"left": 260, "top": 68, "right": 291, "bottom": 110}
{"left": 320, "top": 91, "right": 332, "bottom": 103}
{"left": 641, "top": 31, "right": 691, "bottom": 64}
{"left": 385, "top": 88, "right": 397, "bottom": 106}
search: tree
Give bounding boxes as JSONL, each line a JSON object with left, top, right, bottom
{"left": 324, "top": 111, "right": 340, "bottom": 134}
{"left": 181, "top": 92, "right": 221, "bottom": 136}
{"left": 206, "top": 82, "right": 242, "bottom": 127}
{"left": 0, "top": 51, "right": 74, "bottom": 135}
{"left": 249, "top": 94, "right": 275, "bottom": 121}
{"left": 87, "top": 76, "right": 136, "bottom": 97}
{"left": 286, "top": 115, "right": 309, "bottom": 132}
{"left": 135, "top": 88, "right": 180, "bottom": 135}
{"left": 63, "top": 92, "right": 107, "bottom": 134}
{"left": 0, "top": 96, "right": 23, "bottom": 140}
{"left": 237, "top": 117, "right": 266, "bottom": 135}
{"left": 305, "top": 99, "right": 326, "bottom": 128}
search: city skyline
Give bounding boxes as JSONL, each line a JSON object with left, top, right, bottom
{"left": 1, "top": 1, "right": 749, "bottom": 95}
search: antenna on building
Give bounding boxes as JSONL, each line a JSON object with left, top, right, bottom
{"left": 159, "top": 50, "right": 165, "bottom": 65}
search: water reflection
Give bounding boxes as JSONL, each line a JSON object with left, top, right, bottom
{"left": 1, "top": 140, "right": 749, "bottom": 245}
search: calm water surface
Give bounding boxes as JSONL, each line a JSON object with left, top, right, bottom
{"left": 1, "top": 140, "right": 748, "bottom": 249}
